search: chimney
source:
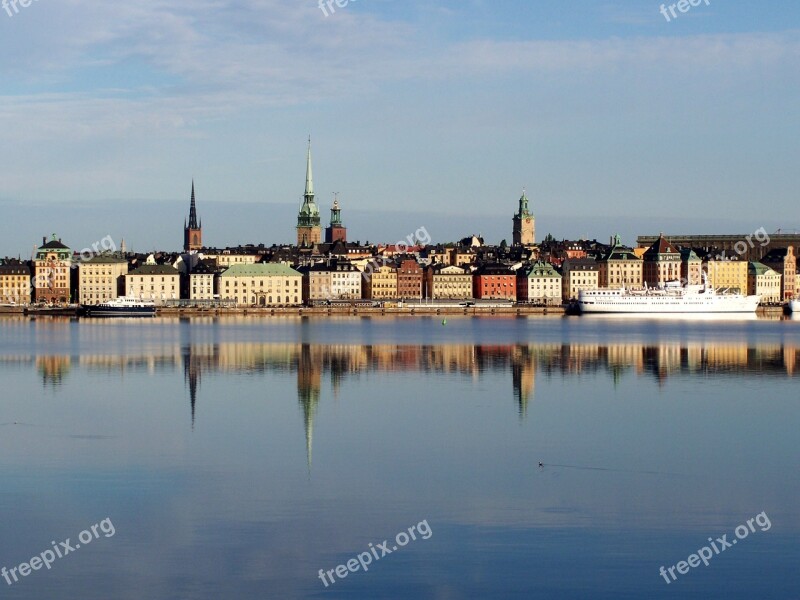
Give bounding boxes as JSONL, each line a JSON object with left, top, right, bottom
{"left": 43, "top": 236, "right": 46, "bottom": 245}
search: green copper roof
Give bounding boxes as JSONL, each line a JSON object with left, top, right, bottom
{"left": 220, "top": 263, "right": 302, "bottom": 277}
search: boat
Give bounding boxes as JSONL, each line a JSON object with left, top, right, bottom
{"left": 789, "top": 299, "right": 800, "bottom": 313}
{"left": 81, "top": 296, "right": 156, "bottom": 317}
{"left": 577, "top": 275, "right": 760, "bottom": 314}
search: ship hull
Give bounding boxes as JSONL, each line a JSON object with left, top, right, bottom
{"left": 81, "top": 306, "right": 156, "bottom": 317}
{"left": 578, "top": 294, "right": 760, "bottom": 314}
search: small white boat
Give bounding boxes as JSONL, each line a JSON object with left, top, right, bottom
{"left": 789, "top": 299, "right": 800, "bottom": 314}
{"left": 81, "top": 297, "right": 156, "bottom": 317}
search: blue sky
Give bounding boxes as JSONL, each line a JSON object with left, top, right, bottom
{"left": 0, "top": 0, "right": 799, "bottom": 255}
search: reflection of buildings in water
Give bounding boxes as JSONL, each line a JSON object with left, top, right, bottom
{"left": 36, "top": 355, "right": 71, "bottom": 387}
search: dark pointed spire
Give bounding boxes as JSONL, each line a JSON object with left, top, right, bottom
{"left": 188, "top": 180, "right": 199, "bottom": 229}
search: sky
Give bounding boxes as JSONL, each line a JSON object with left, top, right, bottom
{"left": 0, "top": 0, "right": 799, "bottom": 255}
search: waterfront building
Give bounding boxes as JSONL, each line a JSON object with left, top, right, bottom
{"left": 183, "top": 181, "right": 203, "bottom": 252}
{"left": 761, "top": 246, "right": 796, "bottom": 300}
{"left": 597, "top": 235, "right": 643, "bottom": 288}
{"left": 561, "top": 257, "right": 599, "bottom": 301}
{"left": 642, "top": 235, "right": 681, "bottom": 286}
{"left": 517, "top": 260, "right": 561, "bottom": 305}
{"left": 397, "top": 258, "right": 423, "bottom": 299}
{"left": 680, "top": 247, "right": 703, "bottom": 285}
{"left": 296, "top": 138, "right": 322, "bottom": 247}
{"left": 34, "top": 235, "right": 72, "bottom": 304}
{"left": 424, "top": 264, "right": 472, "bottom": 299}
{"left": 748, "top": 262, "right": 782, "bottom": 303}
{"left": 324, "top": 195, "right": 347, "bottom": 244}
{"left": 77, "top": 255, "right": 128, "bottom": 305}
{"left": 473, "top": 263, "right": 517, "bottom": 300}
{"left": 704, "top": 258, "right": 749, "bottom": 293}
{"left": 299, "top": 260, "right": 361, "bottom": 303}
{"left": 219, "top": 263, "right": 302, "bottom": 306}
{"left": 0, "top": 262, "right": 31, "bottom": 305}
{"left": 512, "top": 190, "right": 535, "bottom": 246}
{"left": 362, "top": 261, "right": 397, "bottom": 300}
{"left": 188, "top": 260, "right": 217, "bottom": 300}
{"left": 125, "top": 264, "right": 180, "bottom": 304}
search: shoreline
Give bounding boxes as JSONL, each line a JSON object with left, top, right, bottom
{"left": 0, "top": 305, "right": 565, "bottom": 317}
{"left": 0, "top": 305, "right": 791, "bottom": 318}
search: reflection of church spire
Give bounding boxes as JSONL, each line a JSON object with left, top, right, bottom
{"left": 183, "top": 346, "right": 200, "bottom": 430}
{"left": 297, "top": 344, "right": 321, "bottom": 471}
{"left": 511, "top": 346, "right": 535, "bottom": 419}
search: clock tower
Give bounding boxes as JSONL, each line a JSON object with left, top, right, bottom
{"left": 512, "top": 189, "right": 535, "bottom": 246}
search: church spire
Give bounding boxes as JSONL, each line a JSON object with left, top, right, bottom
{"left": 188, "top": 180, "right": 199, "bottom": 229}
{"left": 305, "top": 136, "right": 314, "bottom": 199}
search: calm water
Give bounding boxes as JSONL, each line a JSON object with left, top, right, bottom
{"left": 0, "top": 315, "right": 798, "bottom": 599}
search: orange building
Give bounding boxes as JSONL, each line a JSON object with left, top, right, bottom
{"left": 472, "top": 263, "right": 517, "bottom": 300}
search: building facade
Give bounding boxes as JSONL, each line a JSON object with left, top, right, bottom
{"left": 125, "top": 264, "right": 180, "bottom": 304}
{"left": 597, "top": 235, "right": 643, "bottom": 288}
{"left": 362, "top": 261, "right": 397, "bottom": 300}
{"left": 680, "top": 248, "right": 703, "bottom": 286}
{"left": 517, "top": 260, "right": 562, "bottom": 305}
{"left": 512, "top": 190, "right": 535, "bottom": 246}
{"left": 762, "top": 246, "right": 796, "bottom": 300}
{"left": 748, "top": 262, "right": 781, "bottom": 304}
{"left": 561, "top": 257, "right": 599, "bottom": 301}
{"left": 642, "top": 235, "right": 681, "bottom": 286}
{"left": 219, "top": 263, "right": 302, "bottom": 306}
{"left": 0, "top": 263, "right": 31, "bottom": 305}
{"left": 424, "top": 264, "right": 472, "bottom": 299}
{"left": 396, "top": 258, "right": 423, "bottom": 299}
{"left": 188, "top": 260, "right": 216, "bottom": 300}
{"left": 296, "top": 139, "right": 322, "bottom": 247}
{"left": 704, "top": 259, "right": 748, "bottom": 293}
{"left": 77, "top": 255, "right": 128, "bottom": 305}
{"left": 34, "top": 236, "right": 72, "bottom": 304}
{"left": 473, "top": 263, "right": 517, "bottom": 300}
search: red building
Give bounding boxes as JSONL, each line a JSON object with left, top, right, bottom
{"left": 396, "top": 258, "right": 423, "bottom": 299}
{"left": 472, "top": 263, "right": 517, "bottom": 300}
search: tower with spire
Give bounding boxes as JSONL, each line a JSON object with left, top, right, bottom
{"left": 296, "top": 137, "right": 322, "bottom": 247}
{"left": 325, "top": 193, "right": 347, "bottom": 243}
{"left": 184, "top": 180, "right": 203, "bottom": 252}
{"left": 512, "top": 188, "right": 535, "bottom": 246}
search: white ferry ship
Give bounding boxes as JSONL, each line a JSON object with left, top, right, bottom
{"left": 789, "top": 299, "right": 800, "bottom": 314}
{"left": 577, "top": 276, "right": 760, "bottom": 314}
{"left": 81, "top": 296, "right": 156, "bottom": 317}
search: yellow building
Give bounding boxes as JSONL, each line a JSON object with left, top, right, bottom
{"left": 0, "top": 263, "right": 31, "bottom": 305}
{"left": 705, "top": 259, "right": 748, "bottom": 294}
{"left": 561, "top": 258, "right": 599, "bottom": 301}
{"left": 201, "top": 251, "right": 259, "bottom": 268}
{"left": 78, "top": 255, "right": 128, "bottom": 305}
{"left": 362, "top": 261, "right": 397, "bottom": 299}
{"left": 597, "top": 236, "right": 643, "bottom": 288}
{"left": 748, "top": 262, "right": 781, "bottom": 304}
{"left": 126, "top": 264, "right": 180, "bottom": 304}
{"left": 424, "top": 264, "right": 473, "bottom": 299}
{"left": 220, "top": 263, "right": 302, "bottom": 306}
